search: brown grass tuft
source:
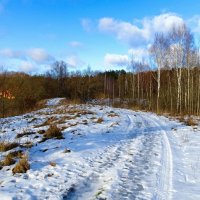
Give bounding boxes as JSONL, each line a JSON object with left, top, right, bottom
{"left": 7, "top": 150, "right": 23, "bottom": 159}
{"left": 49, "top": 161, "right": 56, "bottom": 167}
{"left": 185, "top": 117, "right": 198, "bottom": 126}
{"left": 0, "top": 142, "right": 19, "bottom": 152}
{"left": 20, "top": 141, "right": 34, "bottom": 149}
{"left": 42, "top": 117, "right": 57, "bottom": 126}
{"left": 12, "top": 155, "right": 30, "bottom": 174}
{"left": 38, "top": 130, "right": 45, "bottom": 134}
{"left": 44, "top": 125, "right": 64, "bottom": 139}
{"left": 16, "top": 131, "right": 35, "bottom": 138}
{"left": 96, "top": 117, "right": 103, "bottom": 123}
{"left": 2, "top": 154, "right": 16, "bottom": 166}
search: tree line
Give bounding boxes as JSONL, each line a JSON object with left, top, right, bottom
{"left": 0, "top": 23, "right": 200, "bottom": 117}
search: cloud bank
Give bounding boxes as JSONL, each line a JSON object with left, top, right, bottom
{"left": 0, "top": 48, "right": 55, "bottom": 73}
{"left": 104, "top": 53, "right": 129, "bottom": 66}
{"left": 98, "top": 13, "right": 184, "bottom": 47}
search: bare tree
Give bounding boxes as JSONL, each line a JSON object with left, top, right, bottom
{"left": 0, "top": 68, "right": 7, "bottom": 117}
{"left": 49, "top": 61, "right": 68, "bottom": 96}
{"left": 150, "top": 33, "right": 169, "bottom": 112}
{"left": 168, "top": 24, "right": 195, "bottom": 114}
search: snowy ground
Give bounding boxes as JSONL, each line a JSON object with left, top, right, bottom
{"left": 0, "top": 98, "right": 200, "bottom": 200}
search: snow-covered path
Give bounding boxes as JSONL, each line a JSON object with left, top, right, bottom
{"left": 0, "top": 101, "right": 200, "bottom": 200}
{"left": 62, "top": 112, "right": 174, "bottom": 200}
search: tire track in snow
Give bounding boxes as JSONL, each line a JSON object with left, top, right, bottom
{"left": 148, "top": 115, "right": 173, "bottom": 200}
{"left": 63, "top": 113, "right": 161, "bottom": 200}
{"left": 63, "top": 139, "right": 142, "bottom": 200}
{"left": 109, "top": 113, "right": 162, "bottom": 200}
{"left": 62, "top": 113, "right": 143, "bottom": 200}
{"left": 62, "top": 112, "right": 173, "bottom": 200}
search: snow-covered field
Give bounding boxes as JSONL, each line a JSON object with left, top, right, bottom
{"left": 0, "top": 98, "right": 200, "bottom": 200}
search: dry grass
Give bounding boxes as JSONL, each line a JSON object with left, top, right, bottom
{"left": 96, "top": 117, "right": 103, "bottom": 123}
{"left": 57, "top": 115, "right": 77, "bottom": 124}
{"left": 38, "top": 130, "right": 45, "bottom": 134}
{"left": 49, "top": 161, "right": 56, "bottom": 167}
{"left": 28, "top": 117, "right": 37, "bottom": 123}
{"left": 0, "top": 150, "right": 24, "bottom": 168}
{"left": 2, "top": 154, "right": 16, "bottom": 166}
{"left": 67, "top": 123, "right": 78, "bottom": 127}
{"left": 16, "top": 131, "right": 35, "bottom": 138}
{"left": 7, "top": 150, "right": 23, "bottom": 159}
{"left": 35, "top": 99, "right": 48, "bottom": 108}
{"left": 63, "top": 148, "right": 71, "bottom": 153}
{"left": 44, "top": 125, "right": 64, "bottom": 139}
{"left": 179, "top": 116, "right": 185, "bottom": 123}
{"left": 110, "top": 122, "right": 119, "bottom": 127}
{"left": 80, "top": 110, "right": 94, "bottom": 115}
{"left": 177, "top": 115, "right": 198, "bottom": 126}
{"left": 66, "top": 109, "right": 79, "bottom": 115}
{"left": 35, "top": 116, "right": 57, "bottom": 128}
{"left": 0, "top": 142, "right": 19, "bottom": 152}
{"left": 42, "top": 116, "right": 57, "bottom": 126}
{"left": 52, "top": 109, "right": 68, "bottom": 115}
{"left": 185, "top": 117, "right": 198, "bottom": 126}
{"left": 108, "top": 112, "right": 119, "bottom": 117}
{"left": 82, "top": 120, "right": 88, "bottom": 125}
{"left": 20, "top": 141, "right": 34, "bottom": 149}
{"left": 12, "top": 155, "right": 30, "bottom": 174}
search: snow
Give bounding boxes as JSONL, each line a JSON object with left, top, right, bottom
{"left": 46, "top": 98, "right": 65, "bottom": 106}
{"left": 0, "top": 98, "right": 200, "bottom": 199}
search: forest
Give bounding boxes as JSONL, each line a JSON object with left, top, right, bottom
{"left": 0, "top": 24, "right": 200, "bottom": 118}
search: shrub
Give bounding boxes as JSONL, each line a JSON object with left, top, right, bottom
{"left": 12, "top": 155, "right": 30, "bottom": 174}
{"left": 44, "top": 125, "right": 63, "bottom": 139}
{"left": 0, "top": 142, "right": 19, "bottom": 152}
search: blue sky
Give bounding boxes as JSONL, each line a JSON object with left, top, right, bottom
{"left": 0, "top": 0, "right": 200, "bottom": 73}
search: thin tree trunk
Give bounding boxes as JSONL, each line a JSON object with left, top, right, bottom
{"left": 157, "top": 68, "right": 160, "bottom": 113}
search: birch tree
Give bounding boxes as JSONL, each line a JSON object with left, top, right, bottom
{"left": 150, "top": 33, "right": 169, "bottom": 112}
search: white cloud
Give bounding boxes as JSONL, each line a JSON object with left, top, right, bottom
{"left": 81, "top": 18, "right": 92, "bottom": 32}
{"left": 188, "top": 15, "right": 200, "bottom": 33}
{"left": 27, "top": 48, "right": 53, "bottom": 63}
{"left": 0, "top": 48, "right": 22, "bottom": 58}
{"left": 0, "top": 48, "right": 54, "bottom": 63}
{"left": 66, "top": 55, "right": 85, "bottom": 67}
{"left": 104, "top": 53, "right": 129, "bottom": 66}
{"left": 0, "top": 47, "right": 55, "bottom": 73}
{"left": 17, "top": 60, "right": 35, "bottom": 73}
{"left": 69, "top": 41, "right": 83, "bottom": 48}
{"left": 128, "top": 48, "right": 149, "bottom": 61}
{"left": 98, "top": 13, "right": 184, "bottom": 47}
